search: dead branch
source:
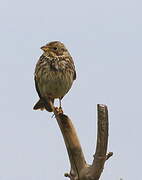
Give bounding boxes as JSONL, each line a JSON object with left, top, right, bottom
{"left": 50, "top": 104, "right": 112, "bottom": 180}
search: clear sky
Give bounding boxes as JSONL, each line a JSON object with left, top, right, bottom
{"left": 0, "top": 0, "right": 142, "bottom": 179}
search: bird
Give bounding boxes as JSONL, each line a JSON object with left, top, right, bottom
{"left": 33, "top": 41, "right": 76, "bottom": 112}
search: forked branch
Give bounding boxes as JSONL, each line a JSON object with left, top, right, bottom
{"left": 51, "top": 104, "right": 113, "bottom": 180}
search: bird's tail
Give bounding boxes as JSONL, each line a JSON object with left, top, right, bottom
{"left": 33, "top": 98, "right": 54, "bottom": 112}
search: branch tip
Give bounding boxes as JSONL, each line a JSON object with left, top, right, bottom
{"left": 97, "top": 104, "right": 107, "bottom": 108}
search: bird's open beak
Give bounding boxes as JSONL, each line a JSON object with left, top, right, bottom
{"left": 40, "top": 45, "right": 49, "bottom": 51}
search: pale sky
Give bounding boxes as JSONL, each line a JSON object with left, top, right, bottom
{"left": 0, "top": 0, "right": 142, "bottom": 180}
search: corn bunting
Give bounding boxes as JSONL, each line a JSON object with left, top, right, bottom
{"left": 33, "top": 41, "right": 76, "bottom": 112}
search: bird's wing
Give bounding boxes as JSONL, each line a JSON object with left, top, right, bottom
{"left": 34, "top": 76, "right": 42, "bottom": 99}
{"left": 34, "top": 55, "right": 45, "bottom": 99}
{"left": 68, "top": 56, "right": 76, "bottom": 80}
{"left": 73, "top": 70, "right": 76, "bottom": 80}
{"left": 58, "top": 56, "right": 77, "bottom": 80}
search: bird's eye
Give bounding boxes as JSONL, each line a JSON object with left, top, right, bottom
{"left": 53, "top": 47, "right": 57, "bottom": 50}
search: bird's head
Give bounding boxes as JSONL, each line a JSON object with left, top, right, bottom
{"left": 41, "top": 41, "right": 69, "bottom": 57}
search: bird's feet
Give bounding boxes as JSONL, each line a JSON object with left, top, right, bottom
{"left": 54, "top": 107, "right": 63, "bottom": 115}
{"left": 59, "top": 106, "right": 63, "bottom": 114}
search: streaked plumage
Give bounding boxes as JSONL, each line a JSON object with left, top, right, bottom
{"left": 33, "top": 41, "right": 76, "bottom": 112}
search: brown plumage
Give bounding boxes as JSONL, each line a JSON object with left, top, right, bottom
{"left": 33, "top": 41, "right": 76, "bottom": 112}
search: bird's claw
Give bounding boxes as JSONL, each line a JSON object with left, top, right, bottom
{"left": 59, "top": 107, "right": 63, "bottom": 114}
{"left": 54, "top": 107, "right": 63, "bottom": 115}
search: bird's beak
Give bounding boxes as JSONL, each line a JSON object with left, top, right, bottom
{"left": 40, "top": 45, "right": 49, "bottom": 51}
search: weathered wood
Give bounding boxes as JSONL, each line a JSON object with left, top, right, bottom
{"left": 50, "top": 103, "right": 112, "bottom": 180}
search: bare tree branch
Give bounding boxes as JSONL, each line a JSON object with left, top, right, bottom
{"left": 49, "top": 103, "right": 112, "bottom": 180}
{"left": 88, "top": 104, "right": 110, "bottom": 180}
{"left": 51, "top": 104, "right": 87, "bottom": 180}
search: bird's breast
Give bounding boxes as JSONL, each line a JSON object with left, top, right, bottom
{"left": 37, "top": 67, "right": 74, "bottom": 99}
{"left": 35, "top": 54, "right": 75, "bottom": 99}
